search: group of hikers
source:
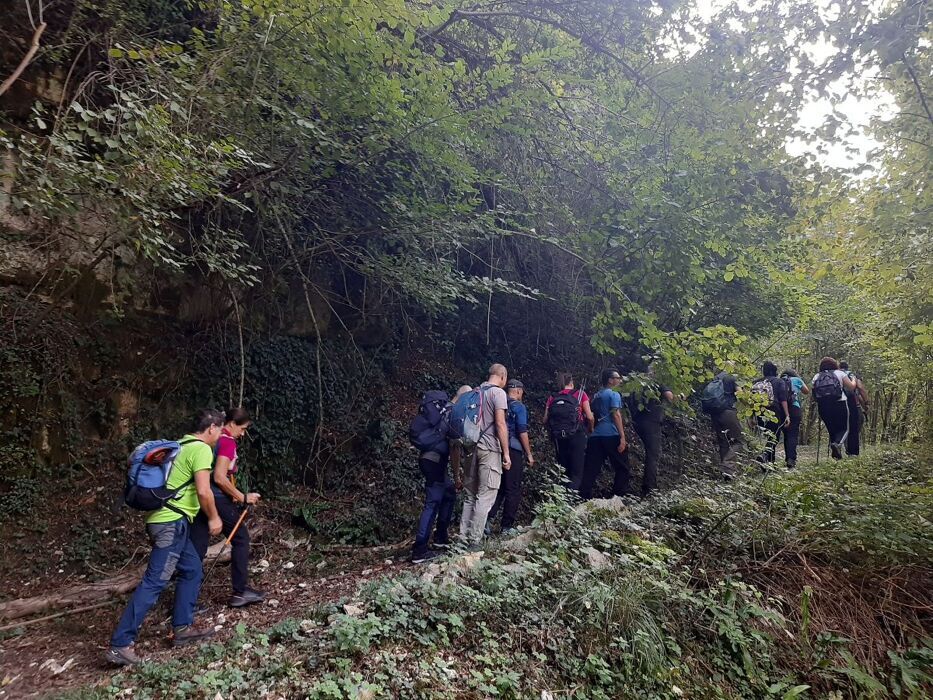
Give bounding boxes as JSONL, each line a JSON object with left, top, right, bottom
{"left": 701, "top": 356, "right": 868, "bottom": 474}
{"left": 106, "top": 356, "right": 868, "bottom": 665}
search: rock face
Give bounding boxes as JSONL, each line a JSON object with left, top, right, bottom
{"left": 581, "top": 546, "right": 609, "bottom": 571}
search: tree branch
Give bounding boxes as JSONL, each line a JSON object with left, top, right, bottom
{"left": 901, "top": 52, "right": 933, "bottom": 126}
{"left": 0, "top": 22, "right": 47, "bottom": 98}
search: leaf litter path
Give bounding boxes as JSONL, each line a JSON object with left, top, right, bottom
{"left": 0, "top": 520, "right": 410, "bottom": 699}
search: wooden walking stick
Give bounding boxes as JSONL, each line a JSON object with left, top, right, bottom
{"left": 202, "top": 504, "right": 250, "bottom": 587}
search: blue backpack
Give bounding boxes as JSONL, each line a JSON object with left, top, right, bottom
{"left": 124, "top": 438, "right": 198, "bottom": 513}
{"left": 408, "top": 391, "right": 450, "bottom": 453}
{"left": 448, "top": 386, "right": 492, "bottom": 448}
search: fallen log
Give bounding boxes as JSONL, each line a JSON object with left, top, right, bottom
{"left": 0, "top": 526, "right": 263, "bottom": 621}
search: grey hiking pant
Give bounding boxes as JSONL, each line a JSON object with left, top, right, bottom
{"left": 458, "top": 447, "right": 502, "bottom": 544}
{"left": 710, "top": 409, "right": 743, "bottom": 473}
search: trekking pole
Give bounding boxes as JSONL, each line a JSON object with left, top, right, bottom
{"left": 815, "top": 421, "right": 821, "bottom": 465}
{"left": 202, "top": 504, "right": 250, "bottom": 587}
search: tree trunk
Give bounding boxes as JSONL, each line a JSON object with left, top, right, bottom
{"left": 0, "top": 527, "right": 262, "bottom": 621}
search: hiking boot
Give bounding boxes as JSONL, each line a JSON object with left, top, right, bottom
{"left": 104, "top": 645, "right": 141, "bottom": 666}
{"left": 720, "top": 470, "right": 736, "bottom": 482}
{"left": 785, "top": 461, "right": 796, "bottom": 469}
{"left": 830, "top": 443, "right": 842, "bottom": 459}
{"left": 430, "top": 541, "right": 451, "bottom": 551}
{"left": 229, "top": 588, "right": 265, "bottom": 608}
{"left": 411, "top": 549, "right": 442, "bottom": 564}
{"left": 172, "top": 624, "right": 215, "bottom": 647}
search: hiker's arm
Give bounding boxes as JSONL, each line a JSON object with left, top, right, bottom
{"left": 842, "top": 375, "right": 857, "bottom": 392}
{"left": 611, "top": 409, "right": 627, "bottom": 452}
{"left": 800, "top": 383, "right": 810, "bottom": 395}
{"left": 582, "top": 400, "right": 595, "bottom": 433}
{"left": 519, "top": 431, "right": 533, "bottom": 466}
{"left": 856, "top": 380, "right": 869, "bottom": 407}
{"left": 195, "top": 470, "right": 222, "bottom": 535}
{"left": 495, "top": 409, "right": 511, "bottom": 470}
{"left": 213, "top": 459, "right": 260, "bottom": 506}
{"left": 781, "top": 400, "right": 790, "bottom": 425}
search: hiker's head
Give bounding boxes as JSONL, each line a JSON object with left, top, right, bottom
{"left": 781, "top": 368, "right": 799, "bottom": 378}
{"left": 762, "top": 361, "right": 778, "bottom": 378}
{"left": 224, "top": 406, "right": 251, "bottom": 439}
{"left": 192, "top": 408, "right": 226, "bottom": 446}
{"left": 452, "top": 385, "right": 472, "bottom": 404}
{"left": 839, "top": 361, "right": 849, "bottom": 371}
{"left": 819, "top": 356, "right": 839, "bottom": 372}
{"left": 488, "top": 363, "right": 508, "bottom": 388}
{"left": 556, "top": 371, "right": 574, "bottom": 390}
{"left": 601, "top": 368, "right": 621, "bottom": 387}
{"left": 506, "top": 379, "right": 524, "bottom": 400}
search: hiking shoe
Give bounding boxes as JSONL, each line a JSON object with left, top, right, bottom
{"left": 104, "top": 645, "right": 141, "bottom": 666}
{"left": 229, "top": 588, "right": 265, "bottom": 608}
{"left": 430, "top": 541, "right": 452, "bottom": 551}
{"left": 830, "top": 443, "right": 842, "bottom": 459}
{"left": 720, "top": 470, "right": 736, "bottom": 482}
{"left": 785, "top": 461, "right": 796, "bottom": 469}
{"left": 172, "top": 624, "right": 215, "bottom": 647}
{"left": 411, "top": 549, "right": 442, "bottom": 564}
{"left": 500, "top": 527, "right": 519, "bottom": 538}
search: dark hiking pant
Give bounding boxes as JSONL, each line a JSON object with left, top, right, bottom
{"left": 411, "top": 455, "right": 455, "bottom": 556}
{"left": 846, "top": 399, "right": 861, "bottom": 456}
{"left": 756, "top": 412, "right": 785, "bottom": 463}
{"left": 488, "top": 448, "right": 525, "bottom": 530}
{"left": 554, "top": 430, "right": 586, "bottom": 491}
{"left": 710, "top": 409, "right": 742, "bottom": 473}
{"left": 817, "top": 399, "right": 849, "bottom": 459}
{"left": 580, "top": 436, "right": 630, "bottom": 499}
{"left": 191, "top": 492, "right": 251, "bottom": 595}
{"left": 783, "top": 406, "right": 802, "bottom": 465}
{"left": 632, "top": 418, "right": 661, "bottom": 497}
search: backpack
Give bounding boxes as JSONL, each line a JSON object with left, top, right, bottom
{"left": 124, "top": 438, "right": 198, "bottom": 514}
{"left": 751, "top": 378, "right": 778, "bottom": 410}
{"left": 448, "top": 386, "right": 492, "bottom": 448}
{"left": 548, "top": 391, "right": 581, "bottom": 438}
{"left": 700, "top": 377, "right": 732, "bottom": 414}
{"left": 408, "top": 390, "right": 450, "bottom": 453}
{"left": 812, "top": 370, "right": 843, "bottom": 401}
{"left": 781, "top": 376, "right": 798, "bottom": 404}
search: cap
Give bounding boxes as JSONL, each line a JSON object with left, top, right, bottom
{"left": 506, "top": 379, "right": 524, "bottom": 389}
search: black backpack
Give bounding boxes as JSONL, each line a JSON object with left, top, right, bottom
{"left": 812, "top": 370, "right": 843, "bottom": 402}
{"left": 409, "top": 390, "right": 450, "bottom": 453}
{"left": 549, "top": 391, "right": 581, "bottom": 439}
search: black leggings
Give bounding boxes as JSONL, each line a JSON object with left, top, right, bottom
{"left": 191, "top": 492, "right": 251, "bottom": 594}
{"left": 783, "top": 406, "right": 802, "bottom": 464}
{"left": 846, "top": 400, "right": 861, "bottom": 456}
{"left": 554, "top": 430, "right": 586, "bottom": 490}
{"left": 817, "top": 399, "right": 849, "bottom": 457}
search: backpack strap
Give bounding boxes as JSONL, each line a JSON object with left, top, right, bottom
{"left": 165, "top": 437, "right": 204, "bottom": 517}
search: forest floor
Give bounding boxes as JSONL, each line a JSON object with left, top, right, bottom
{"left": 1, "top": 443, "right": 930, "bottom": 699}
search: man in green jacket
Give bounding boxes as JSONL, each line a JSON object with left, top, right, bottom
{"left": 106, "top": 409, "right": 225, "bottom": 666}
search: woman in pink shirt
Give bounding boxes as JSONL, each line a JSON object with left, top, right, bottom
{"left": 191, "top": 407, "right": 264, "bottom": 607}
{"left": 543, "top": 372, "right": 594, "bottom": 491}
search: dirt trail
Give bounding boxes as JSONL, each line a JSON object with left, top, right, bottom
{"left": 0, "top": 520, "right": 410, "bottom": 699}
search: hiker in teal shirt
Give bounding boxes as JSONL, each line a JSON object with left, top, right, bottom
{"left": 106, "top": 409, "right": 225, "bottom": 667}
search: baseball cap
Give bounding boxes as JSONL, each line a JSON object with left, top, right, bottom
{"left": 506, "top": 379, "right": 524, "bottom": 389}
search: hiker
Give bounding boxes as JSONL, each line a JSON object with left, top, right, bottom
{"left": 579, "top": 368, "right": 629, "bottom": 499}
{"left": 811, "top": 357, "right": 858, "bottom": 459}
{"left": 486, "top": 379, "right": 535, "bottom": 536}
{"left": 408, "top": 386, "right": 470, "bottom": 563}
{"left": 626, "top": 368, "right": 674, "bottom": 497}
{"left": 542, "top": 371, "right": 593, "bottom": 490}
{"left": 106, "top": 409, "right": 225, "bottom": 666}
{"left": 190, "top": 407, "right": 264, "bottom": 607}
{"left": 700, "top": 369, "right": 742, "bottom": 477}
{"left": 455, "top": 364, "right": 511, "bottom": 548}
{"left": 839, "top": 361, "right": 869, "bottom": 456}
{"left": 752, "top": 361, "right": 791, "bottom": 464}
{"left": 779, "top": 369, "right": 809, "bottom": 468}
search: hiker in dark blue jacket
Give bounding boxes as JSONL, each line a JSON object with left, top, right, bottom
{"left": 409, "top": 386, "right": 470, "bottom": 563}
{"left": 486, "top": 379, "right": 535, "bottom": 536}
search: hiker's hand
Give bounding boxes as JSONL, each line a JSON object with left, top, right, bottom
{"left": 208, "top": 516, "right": 222, "bottom": 536}
{"left": 617, "top": 440, "right": 627, "bottom": 454}
{"left": 454, "top": 477, "right": 463, "bottom": 491}
{"left": 526, "top": 454, "right": 535, "bottom": 467}
{"left": 783, "top": 417, "right": 791, "bottom": 427}
{"left": 245, "top": 492, "right": 261, "bottom": 505}
{"left": 503, "top": 457, "right": 511, "bottom": 471}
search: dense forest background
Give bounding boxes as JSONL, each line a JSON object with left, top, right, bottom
{"left": 0, "top": 0, "right": 930, "bottom": 696}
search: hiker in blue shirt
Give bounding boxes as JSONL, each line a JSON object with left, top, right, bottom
{"left": 579, "top": 369, "right": 629, "bottom": 499}
{"left": 780, "top": 369, "right": 809, "bottom": 468}
{"left": 486, "top": 379, "right": 534, "bottom": 535}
